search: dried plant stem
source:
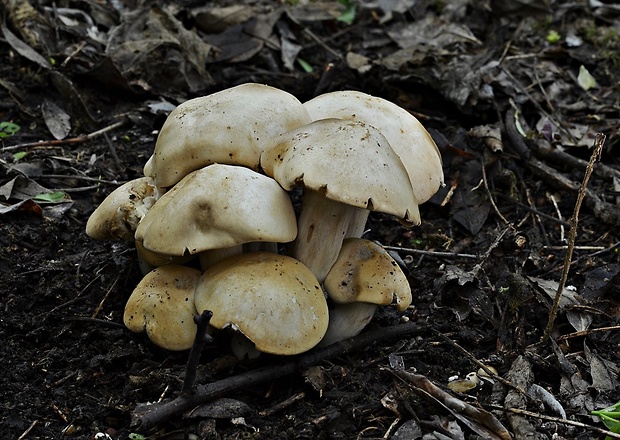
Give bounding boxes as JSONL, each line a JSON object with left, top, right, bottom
{"left": 542, "top": 133, "right": 605, "bottom": 341}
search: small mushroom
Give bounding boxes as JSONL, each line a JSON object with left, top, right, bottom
{"left": 194, "top": 252, "right": 329, "bottom": 355}
{"left": 123, "top": 264, "right": 201, "bottom": 351}
{"left": 323, "top": 238, "right": 411, "bottom": 310}
{"left": 150, "top": 83, "right": 312, "bottom": 189}
{"left": 261, "top": 118, "right": 418, "bottom": 282}
{"left": 319, "top": 238, "right": 411, "bottom": 346}
{"left": 303, "top": 90, "right": 444, "bottom": 236}
{"left": 86, "top": 176, "right": 160, "bottom": 242}
{"left": 135, "top": 164, "right": 297, "bottom": 268}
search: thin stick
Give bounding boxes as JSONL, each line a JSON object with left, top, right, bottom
{"left": 91, "top": 275, "right": 120, "bottom": 319}
{"left": 1, "top": 120, "right": 126, "bottom": 151}
{"left": 485, "top": 404, "right": 620, "bottom": 439}
{"left": 381, "top": 245, "right": 478, "bottom": 260}
{"left": 555, "top": 325, "right": 620, "bottom": 341}
{"left": 182, "top": 310, "right": 214, "bottom": 395}
{"left": 17, "top": 420, "right": 38, "bottom": 440}
{"left": 542, "top": 133, "right": 605, "bottom": 341}
{"left": 481, "top": 156, "right": 512, "bottom": 226}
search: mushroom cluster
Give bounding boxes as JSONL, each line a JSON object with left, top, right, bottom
{"left": 87, "top": 83, "right": 443, "bottom": 356}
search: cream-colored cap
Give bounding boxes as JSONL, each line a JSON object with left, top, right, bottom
{"left": 324, "top": 238, "right": 411, "bottom": 311}
{"left": 123, "top": 265, "right": 201, "bottom": 351}
{"left": 261, "top": 118, "right": 420, "bottom": 225}
{"left": 194, "top": 252, "right": 329, "bottom": 355}
{"left": 86, "top": 176, "right": 159, "bottom": 242}
{"left": 151, "top": 83, "right": 312, "bottom": 188}
{"left": 304, "top": 90, "right": 443, "bottom": 204}
{"left": 135, "top": 164, "right": 297, "bottom": 256}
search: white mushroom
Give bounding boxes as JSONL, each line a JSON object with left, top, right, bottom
{"left": 261, "top": 118, "right": 418, "bottom": 282}
{"left": 135, "top": 164, "right": 297, "bottom": 268}
{"left": 303, "top": 90, "right": 444, "bottom": 236}
{"left": 150, "top": 83, "right": 312, "bottom": 189}
{"left": 86, "top": 176, "right": 160, "bottom": 242}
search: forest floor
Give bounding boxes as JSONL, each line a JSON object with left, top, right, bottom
{"left": 1, "top": 0, "right": 619, "bottom": 439}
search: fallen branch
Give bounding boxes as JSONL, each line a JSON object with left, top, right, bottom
{"left": 131, "top": 322, "right": 424, "bottom": 432}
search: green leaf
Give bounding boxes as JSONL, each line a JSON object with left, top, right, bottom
{"left": 33, "top": 191, "right": 68, "bottom": 203}
{"left": 592, "top": 402, "right": 620, "bottom": 434}
{"left": 546, "top": 30, "right": 561, "bottom": 44}
{"left": 297, "top": 58, "right": 313, "bottom": 73}
{"left": 0, "top": 121, "right": 20, "bottom": 137}
{"left": 577, "top": 65, "right": 597, "bottom": 90}
{"left": 337, "top": 0, "right": 356, "bottom": 24}
{"left": 13, "top": 151, "right": 27, "bottom": 161}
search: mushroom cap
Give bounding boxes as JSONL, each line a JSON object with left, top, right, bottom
{"left": 135, "top": 164, "right": 298, "bottom": 256}
{"left": 151, "top": 83, "right": 312, "bottom": 188}
{"left": 123, "top": 264, "right": 201, "bottom": 351}
{"left": 194, "top": 252, "right": 329, "bottom": 355}
{"left": 261, "top": 118, "right": 420, "bottom": 225}
{"left": 304, "top": 90, "right": 444, "bottom": 204}
{"left": 323, "top": 238, "right": 412, "bottom": 311}
{"left": 86, "top": 176, "right": 159, "bottom": 241}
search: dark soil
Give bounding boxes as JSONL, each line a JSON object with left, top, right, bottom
{"left": 1, "top": 1, "right": 619, "bottom": 439}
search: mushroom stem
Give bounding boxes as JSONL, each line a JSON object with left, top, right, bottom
{"left": 317, "top": 302, "right": 378, "bottom": 347}
{"left": 292, "top": 190, "right": 367, "bottom": 282}
{"left": 242, "top": 241, "right": 279, "bottom": 254}
{"left": 344, "top": 210, "right": 370, "bottom": 239}
{"left": 199, "top": 245, "right": 243, "bottom": 270}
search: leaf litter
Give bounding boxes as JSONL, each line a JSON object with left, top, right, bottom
{"left": 0, "top": 0, "right": 619, "bottom": 438}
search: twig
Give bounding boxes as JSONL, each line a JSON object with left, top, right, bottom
{"left": 481, "top": 155, "right": 512, "bottom": 226}
{"left": 547, "top": 193, "right": 565, "bottom": 242}
{"left": 381, "top": 245, "right": 478, "bottom": 260}
{"left": 63, "top": 317, "right": 126, "bottom": 330}
{"left": 471, "top": 226, "right": 511, "bottom": 278}
{"left": 485, "top": 404, "right": 620, "bottom": 439}
{"left": 182, "top": 310, "right": 214, "bottom": 395}
{"left": 1, "top": 120, "right": 126, "bottom": 151}
{"left": 535, "top": 240, "right": 620, "bottom": 277}
{"left": 132, "top": 322, "right": 424, "bottom": 432}
{"left": 91, "top": 274, "right": 120, "bottom": 319}
{"left": 17, "top": 420, "right": 38, "bottom": 440}
{"left": 542, "top": 134, "right": 606, "bottom": 341}
{"left": 495, "top": 193, "right": 572, "bottom": 228}
{"left": 555, "top": 325, "right": 620, "bottom": 342}
{"left": 258, "top": 392, "right": 306, "bottom": 417}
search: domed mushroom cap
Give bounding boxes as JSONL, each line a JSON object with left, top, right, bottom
{"left": 123, "top": 265, "right": 201, "bottom": 351}
{"left": 304, "top": 90, "right": 443, "bottom": 204}
{"left": 324, "top": 238, "right": 412, "bottom": 311}
{"left": 261, "top": 118, "right": 420, "bottom": 225}
{"left": 135, "top": 164, "right": 297, "bottom": 256}
{"left": 151, "top": 83, "right": 312, "bottom": 188}
{"left": 194, "top": 252, "right": 329, "bottom": 355}
{"left": 86, "top": 176, "right": 160, "bottom": 242}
